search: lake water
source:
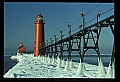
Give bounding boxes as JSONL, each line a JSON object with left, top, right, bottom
{"left": 4, "top": 55, "right": 18, "bottom": 75}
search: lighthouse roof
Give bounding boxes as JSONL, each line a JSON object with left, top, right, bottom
{"left": 36, "top": 13, "right": 43, "bottom": 18}
{"left": 18, "top": 44, "right": 25, "bottom": 49}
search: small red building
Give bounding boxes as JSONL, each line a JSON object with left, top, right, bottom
{"left": 18, "top": 43, "right": 26, "bottom": 53}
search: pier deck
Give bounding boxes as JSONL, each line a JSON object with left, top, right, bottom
{"left": 4, "top": 53, "right": 114, "bottom": 78}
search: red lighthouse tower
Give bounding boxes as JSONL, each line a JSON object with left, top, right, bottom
{"left": 34, "top": 13, "right": 45, "bottom": 57}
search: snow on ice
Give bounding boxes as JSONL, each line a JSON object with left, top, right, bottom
{"left": 4, "top": 53, "right": 115, "bottom": 78}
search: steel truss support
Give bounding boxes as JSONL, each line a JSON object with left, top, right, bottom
{"left": 108, "top": 20, "right": 115, "bottom": 66}
{"left": 80, "top": 27, "right": 101, "bottom": 63}
{"left": 49, "top": 38, "right": 54, "bottom": 58}
{"left": 45, "top": 40, "right": 50, "bottom": 57}
{"left": 71, "top": 37, "right": 82, "bottom": 58}
{"left": 39, "top": 15, "right": 114, "bottom": 69}
{"left": 68, "top": 23, "right": 72, "bottom": 60}
{"left": 54, "top": 35, "right": 59, "bottom": 59}
{"left": 60, "top": 31, "right": 63, "bottom": 60}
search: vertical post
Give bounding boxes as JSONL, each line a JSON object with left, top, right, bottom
{"left": 46, "top": 40, "right": 48, "bottom": 57}
{"left": 97, "top": 10, "right": 100, "bottom": 22}
{"left": 80, "top": 10, "right": 85, "bottom": 63}
{"left": 48, "top": 41, "right": 50, "bottom": 57}
{"left": 97, "top": 10, "right": 101, "bottom": 60}
{"left": 50, "top": 38, "right": 53, "bottom": 58}
{"left": 109, "top": 21, "right": 115, "bottom": 66}
{"left": 60, "top": 31, "right": 63, "bottom": 60}
{"left": 68, "top": 22, "right": 71, "bottom": 60}
{"left": 110, "top": 44, "right": 115, "bottom": 66}
{"left": 54, "top": 34, "right": 58, "bottom": 58}
{"left": 83, "top": 11, "right": 85, "bottom": 53}
{"left": 44, "top": 41, "right": 46, "bottom": 57}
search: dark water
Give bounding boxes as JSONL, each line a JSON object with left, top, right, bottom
{"left": 63, "top": 54, "right": 112, "bottom": 67}
{"left": 4, "top": 55, "right": 18, "bottom": 75}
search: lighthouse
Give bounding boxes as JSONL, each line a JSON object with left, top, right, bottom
{"left": 34, "top": 13, "right": 45, "bottom": 57}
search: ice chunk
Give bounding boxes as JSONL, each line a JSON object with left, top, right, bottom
{"left": 52, "top": 56, "right": 56, "bottom": 65}
{"left": 97, "top": 58, "right": 106, "bottom": 77}
{"left": 56, "top": 57, "right": 61, "bottom": 68}
{"left": 65, "top": 59, "right": 69, "bottom": 70}
{"left": 61, "top": 59, "right": 65, "bottom": 67}
{"left": 69, "top": 60, "right": 75, "bottom": 69}
{"left": 76, "top": 61, "right": 84, "bottom": 76}
{"left": 106, "top": 61, "right": 115, "bottom": 78}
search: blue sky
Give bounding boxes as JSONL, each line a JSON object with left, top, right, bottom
{"left": 4, "top": 2, "right": 114, "bottom": 54}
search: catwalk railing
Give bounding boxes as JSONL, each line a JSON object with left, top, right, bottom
{"left": 37, "top": 6, "right": 115, "bottom": 77}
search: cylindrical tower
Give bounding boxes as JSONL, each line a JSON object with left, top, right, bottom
{"left": 34, "top": 13, "right": 45, "bottom": 57}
